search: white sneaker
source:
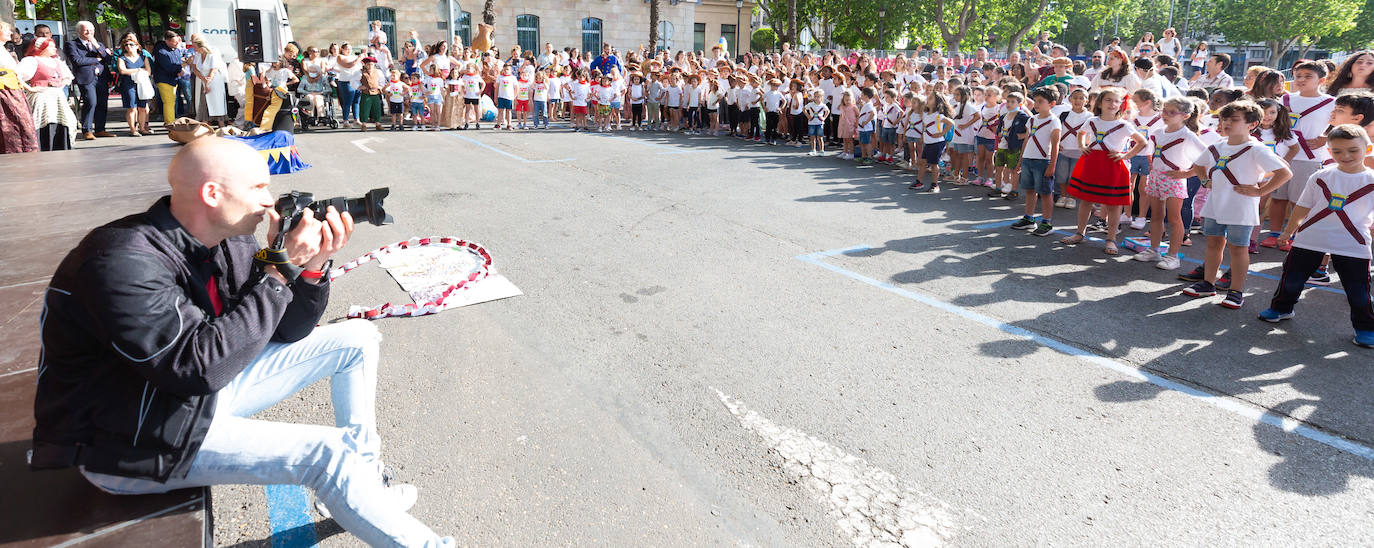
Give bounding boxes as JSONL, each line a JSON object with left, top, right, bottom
{"left": 1054, "top": 196, "right": 1067, "bottom": 208}
{"left": 808, "top": 150, "right": 817, "bottom": 156}
{"left": 1065, "top": 198, "right": 1078, "bottom": 209}
{"left": 1133, "top": 249, "right": 1161, "bottom": 262}
{"left": 1156, "top": 255, "right": 1182, "bottom": 270}
{"left": 1130, "top": 218, "right": 1148, "bottom": 230}
{"left": 314, "top": 483, "right": 417, "bottom": 519}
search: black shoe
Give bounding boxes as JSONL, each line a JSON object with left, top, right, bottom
{"left": 1031, "top": 222, "right": 1054, "bottom": 237}
{"left": 1182, "top": 280, "right": 1217, "bottom": 297}
{"left": 1010, "top": 217, "right": 1037, "bottom": 230}
{"left": 987, "top": 188, "right": 1003, "bottom": 198}
{"left": 1216, "top": 269, "right": 1233, "bottom": 290}
{"left": 1178, "top": 265, "right": 1206, "bottom": 282}
{"left": 1218, "top": 289, "right": 1244, "bottom": 309}
{"left": 1087, "top": 219, "right": 1109, "bottom": 234}
{"left": 1308, "top": 269, "right": 1332, "bottom": 286}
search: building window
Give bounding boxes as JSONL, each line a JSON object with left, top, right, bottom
{"left": 721, "top": 24, "right": 736, "bottom": 55}
{"left": 516, "top": 14, "right": 539, "bottom": 53}
{"left": 456, "top": 11, "right": 471, "bottom": 47}
{"left": 366, "top": 7, "right": 397, "bottom": 57}
{"left": 694, "top": 23, "right": 706, "bottom": 54}
{"left": 581, "top": 17, "right": 602, "bottom": 56}
{"left": 656, "top": 20, "right": 674, "bottom": 52}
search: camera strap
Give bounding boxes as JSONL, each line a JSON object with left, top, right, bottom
{"left": 252, "top": 220, "right": 303, "bottom": 283}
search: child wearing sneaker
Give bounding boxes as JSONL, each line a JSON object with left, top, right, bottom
{"left": 1011, "top": 87, "right": 1063, "bottom": 236}
{"left": 1256, "top": 99, "right": 1299, "bottom": 248}
{"left": 1127, "top": 89, "right": 1165, "bottom": 230}
{"left": 916, "top": 91, "right": 955, "bottom": 192}
{"left": 976, "top": 86, "right": 1003, "bottom": 187}
{"left": 951, "top": 85, "right": 979, "bottom": 185}
{"left": 1269, "top": 62, "right": 1335, "bottom": 248}
{"left": 879, "top": 88, "right": 903, "bottom": 162}
{"left": 903, "top": 94, "right": 925, "bottom": 172}
{"left": 838, "top": 90, "right": 859, "bottom": 160}
{"left": 857, "top": 87, "right": 878, "bottom": 163}
{"left": 1062, "top": 87, "right": 1147, "bottom": 255}
{"left": 1139, "top": 97, "right": 1208, "bottom": 270}
{"left": 1178, "top": 100, "right": 1293, "bottom": 308}
{"left": 1260, "top": 124, "right": 1374, "bottom": 348}
{"left": 1055, "top": 88, "right": 1093, "bottom": 210}
{"left": 990, "top": 92, "right": 1031, "bottom": 199}
{"left": 805, "top": 91, "right": 830, "bottom": 156}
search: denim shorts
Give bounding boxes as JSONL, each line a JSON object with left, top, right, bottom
{"left": 1202, "top": 218, "right": 1254, "bottom": 247}
{"left": 1019, "top": 157, "right": 1054, "bottom": 194}
{"left": 880, "top": 127, "right": 898, "bottom": 144}
{"left": 409, "top": 102, "right": 424, "bottom": 115}
{"left": 859, "top": 130, "right": 873, "bottom": 145}
{"left": 1129, "top": 154, "right": 1150, "bottom": 175}
{"left": 808, "top": 124, "right": 824, "bottom": 136}
{"left": 951, "top": 142, "right": 975, "bottom": 154}
{"left": 1054, "top": 153, "right": 1079, "bottom": 188}
{"left": 976, "top": 136, "right": 996, "bottom": 151}
{"left": 496, "top": 97, "right": 513, "bottom": 110}
{"left": 611, "top": 101, "right": 623, "bottom": 109}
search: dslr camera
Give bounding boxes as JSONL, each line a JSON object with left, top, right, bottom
{"left": 274, "top": 187, "right": 394, "bottom": 232}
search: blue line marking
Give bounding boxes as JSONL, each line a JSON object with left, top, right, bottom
{"left": 973, "top": 220, "right": 1017, "bottom": 229}
{"left": 446, "top": 133, "right": 574, "bottom": 164}
{"left": 797, "top": 245, "right": 1374, "bottom": 462}
{"left": 265, "top": 484, "right": 318, "bottom": 548}
{"left": 586, "top": 133, "right": 698, "bottom": 154}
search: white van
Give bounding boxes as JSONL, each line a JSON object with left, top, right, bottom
{"left": 184, "top": 0, "right": 294, "bottom": 64}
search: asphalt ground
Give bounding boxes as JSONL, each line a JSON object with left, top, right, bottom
{"left": 54, "top": 124, "right": 1374, "bottom": 546}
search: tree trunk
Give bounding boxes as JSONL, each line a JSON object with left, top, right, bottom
{"left": 482, "top": 0, "right": 495, "bottom": 26}
{"left": 649, "top": 0, "right": 660, "bottom": 53}
{"left": 787, "top": 0, "right": 797, "bottom": 45}
{"left": 1296, "top": 37, "right": 1316, "bottom": 61}
{"left": 935, "top": 0, "right": 977, "bottom": 54}
{"left": 1003, "top": 0, "right": 1050, "bottom": 58}
{"left": 1268, "top": 36, "right": 1298, "bottom": 68}
{"left": 1, "top": 0, "right": 15, "bottom": 27}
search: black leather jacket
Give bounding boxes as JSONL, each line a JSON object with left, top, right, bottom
{"left": 30, "top": 196, "right": 329, "bottom": 482}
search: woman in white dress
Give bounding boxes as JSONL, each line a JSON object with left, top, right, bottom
{"left": 190, "top": 34, "right": 227, "bottom": 126}
{"left": 1089, "top": 49, "right": 1142, "bottom": 93}
{"left": 16, "top": 37, "right": 79, "bottom": 150}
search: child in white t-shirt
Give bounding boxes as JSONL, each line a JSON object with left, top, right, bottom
{"left": 532, "top": 70, "right": 550, "bottom": 129}
{"left": 384, "top": 70, "right": 408, "bottom": 130}
{"left": 1137, "top": 97, "right": 1208, "bottom": 269}
{"left": 1261, "top": 124, "right": 1374, "bottom": 348}
{"left": 1177, "top": 100, "right": 1292, "bottom": 309}
{"left": 856, "top": 87, "right": 878, "bottom": 163}
{"left": 460, "top": 64, "right": 483, "bottom": 130}
{"left": 1010, "top": 87, "right": 1064, "bottom": 234}
{"left": 804, "top": 90, "right": 831, "bottom": 156}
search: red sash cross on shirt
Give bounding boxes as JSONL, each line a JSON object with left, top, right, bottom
{"left": 1027, "top": 118, "right": 1054, "bottom": 157}
{"left": 1088, "top": 121, "right": 1125, "bottom": 152}
{"left": 1296, "top": 179, "right": 1374, "bottom": 246}
{"left": 1283, "top": 94, "right": 1334, "bottom": 161}
{"left": 1207, "top": 144, "right": 1253, "bottom": 186}
{"left": 1151, "top": 136, "right": 1186, "bottom": 170}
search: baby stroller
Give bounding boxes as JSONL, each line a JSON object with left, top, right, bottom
{"left": 296, "top": 75, "right": 339, "bottom": 131}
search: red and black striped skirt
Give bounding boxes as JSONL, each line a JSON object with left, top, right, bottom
{"left": 1066, "top": 149, "right": 1133, "bottom": 206}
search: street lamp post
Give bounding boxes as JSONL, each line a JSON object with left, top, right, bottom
{"left": 736, "top": 0, "right": 743, "bottom": 54}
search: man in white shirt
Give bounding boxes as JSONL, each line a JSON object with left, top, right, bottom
{"left": 1190, "top": 52, "right": 1235, "bottom": 90}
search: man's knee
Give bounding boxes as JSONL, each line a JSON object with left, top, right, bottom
{"left": 323, "top": 319, "right": 382, "bottom": 361}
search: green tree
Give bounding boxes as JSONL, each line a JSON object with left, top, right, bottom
{"left": 752, "top": 27, "right": 779, "bottom": 51}
{"left": 1214, "top": 0, "right": 1362, "bottom": 66}
{"left": 1319, "top": 0, "right": 1374, "bottom": 52}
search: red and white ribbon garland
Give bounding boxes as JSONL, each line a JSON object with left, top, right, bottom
{"left": 328, "top": 236, "right": 493, "bottom": 320}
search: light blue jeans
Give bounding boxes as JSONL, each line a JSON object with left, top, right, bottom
{"left": 82, "top": 320, "right": 449, "bottom": 547}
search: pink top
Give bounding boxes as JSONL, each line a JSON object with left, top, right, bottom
{"left": 837, "top": 104, "right": 859, "bottom": 137}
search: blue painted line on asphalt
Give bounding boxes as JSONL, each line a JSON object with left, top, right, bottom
{"left": 446, "top": 133, "right": 575, "bottom": 163}
{"left": 586, "top": 132, "right": 698, "bottom": 154}
{"left": 972, "top": 220, "right": 1017, "bottom": 229}
{"left": 797, "top": 245, "right": 1374, "bottom": 462}
{"left": 265, "top": 484, "right": 318, "bottom": 548}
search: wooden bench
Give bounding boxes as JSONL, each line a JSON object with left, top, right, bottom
{"left": 0, "top": 144, "right": 210, "bottom": 547}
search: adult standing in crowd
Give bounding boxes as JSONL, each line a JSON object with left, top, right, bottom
{"left": 17, "top": 37, "right": 78, "bottom": 150}
{"left": 335, "top": 43, "right": 362, "bottom": 128}
{"left": 190, "top": 34, "right": 228, "bottom": 127}
{"left": 153, "top": 31, "right": 190, "bottom": 129}
{"left": 0, "top": 20, "right": 39, "bottom": 154}
{"left": 115, "top": 33, "right": 152, "bottom": 136}
{"left": 1157, "top": 28, "right": 1183, "bottom": 60}
{"left": 65, "top": 21, "right": 114, "bottom": 141}
{"left": 1326, "top": 50, "right": 1374, "bottom": 97}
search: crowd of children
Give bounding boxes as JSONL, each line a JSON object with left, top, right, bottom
{"left": 335, "top": 44, "right": 1374, "bottom": 348}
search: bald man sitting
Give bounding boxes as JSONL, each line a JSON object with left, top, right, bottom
{"left": 31, "top": 138, "right": 452, "bottom": 546}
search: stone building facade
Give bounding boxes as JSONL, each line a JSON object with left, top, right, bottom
{"left": 285, "top": 0, "right": 755, "bottom": 56}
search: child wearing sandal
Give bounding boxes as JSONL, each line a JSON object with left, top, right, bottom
{"left": 1061, "top": 86, "right": 1148, "bottom": 255}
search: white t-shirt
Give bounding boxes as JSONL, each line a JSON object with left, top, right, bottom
{"left": 496, "top": 75, "right": 517, "bottom": 100}
{"left": 664, "top": 84, "right": 682, "bottom": 107}
{"left": 905, "top": 110, "right": 924, "bottom": 138}
{"left": 1147, "top": 126, "right": 1207, "bottom": 174}
{"left": 881, "top": 102, "right": 903, "bottom": 129}
{"left": 570, "top": 80, "right": 590, "bottom": 106}
{"left": 1283, "top": 92, "right": 1337, "bottom": 163}
{"left": 1197, "top": 140, "right": 1289, "bottom": 225}
{"left": 265, "top": 67, "right": 293, "bottom": 88}
{"left": 706, "top": 89, "right": 722, "bottom": 110}
{"left": 1058, "top": 109, "right": 1094, "bottom": 156}
{"left": 1292, "top": 166, "right": 1374, "bottom": 259}
{"left": 738, "top": 86, "right": 758, "bottom": 109}
{"left": 533, "top": 81, "right": 549, "bottom": 102}
{"left": 1082, "top": 117, "right": 1135, "bottom": 154}
{"left": 461, "top": 73, "right": 483, "bottom": 99}
{"left": 1189, "top": 49, "right": 1208, "bottom": 68}
{"left": 827, "top": 81, "right": 846, "bottom": 111}
{"left": 922, "top": 112, "right": 948, "bottom": 144}
{"left": 1021, "top": 113, "right": 1061, "bottom": 160}
{"left": 629, "top": 83, "right": 645, "bottom": 104}
{"left": 1158, "top": 37, "right": 1183, "bottom": 59}
{"left": 805, "top": 102, "right": 830, "bottom": 124}
{"left": 763, "top": 89, "right": 785, "bottom": 112}
{"left": 1090, "top": 71, "right": 1143, "bottom": 93}
{"left": 977, "top": 103, "right": 1002, "bottom": 140}
{"left": 1258, "top": 127, "right": 1299, "bottom": 158}
{"left": 595, "top": 85, "right": 614, "bottom": 105}
{"left": 789, "top": 92, "right": 805, "bottom": 115}
{"left": 951, "top": 102, "right": 978, "bottom": 145}
{"left": 857, "top": 102, "right": 876, "bottom": 132}
{"left": 1132, "top": 112, "right": 1165, "bottom": 157}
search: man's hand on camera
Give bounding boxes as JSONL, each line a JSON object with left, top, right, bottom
{"left": 302, "top": 206, "right": 354, "bottom": 276}
{"left": 265, "top": 207, "right": 323, "bottom": 266}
